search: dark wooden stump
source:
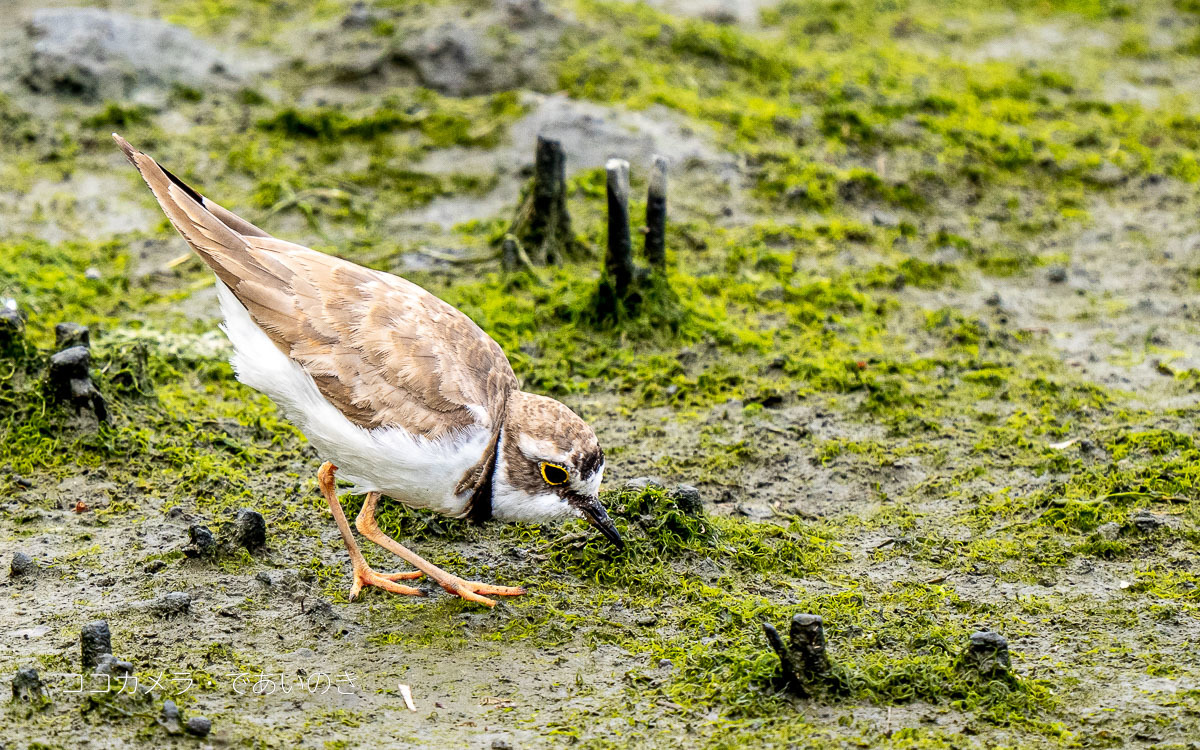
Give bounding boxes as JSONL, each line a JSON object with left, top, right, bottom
{"left": 47, "top": 346, "right": 107, "bottom": 422}
{"left": 505, "top": 136, "right": 584, "bottom": 267}
{"left": 604, "top": 158, "right": 634, "bottom": 300}
{"left": 763, "top": 614, "right": 845, "bottom": 697}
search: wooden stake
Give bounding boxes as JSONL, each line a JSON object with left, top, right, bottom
{"left": 644, "top": 155, "right": 667, "bottom": 270}
{"left": 605, "top": 158, "right": 633, "bottom": 299}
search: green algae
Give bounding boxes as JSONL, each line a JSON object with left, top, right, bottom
{"left": 4, "top": 0, "right": 1200, "bottom": 747}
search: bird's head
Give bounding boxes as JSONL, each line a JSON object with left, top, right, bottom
{"left": 491, "top": 391, "right": 621, "bottom": 548}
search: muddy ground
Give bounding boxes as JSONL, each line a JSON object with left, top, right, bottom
{"left": 2, "top": 1, "right": 1200, "bottom": 748}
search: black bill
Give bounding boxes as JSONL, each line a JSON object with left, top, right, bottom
{"left": 572, "top": 495, "right": 624, "bottom": 549}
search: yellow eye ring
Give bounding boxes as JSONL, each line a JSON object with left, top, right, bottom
{"left": 540, "top": 462, "right": 569, "bottom": 486}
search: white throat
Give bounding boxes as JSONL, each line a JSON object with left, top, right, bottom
{"left": 489, "top": 428, "right": 576, "bottom": 523}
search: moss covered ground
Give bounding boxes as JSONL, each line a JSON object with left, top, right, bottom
{"left": 3, "top": 0, "right": 1200, "bottom": 747}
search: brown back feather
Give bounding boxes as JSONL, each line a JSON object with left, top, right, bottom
{"left": 113, "top": 134, "right": 518, "bottom": 438}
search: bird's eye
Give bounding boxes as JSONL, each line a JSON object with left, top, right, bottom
{"left": 540, "top": 462, "right": 569, "bottom": 486}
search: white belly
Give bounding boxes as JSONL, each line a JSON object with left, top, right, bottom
{"left": 214, "top": 280, "right": 484, "bottom": 516}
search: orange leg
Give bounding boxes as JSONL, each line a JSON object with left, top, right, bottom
{"left": 355, "top": 489, "right": 525, "bottom": 608}
{"left": 317, "top": 462, "right": 423, "bottom": 601}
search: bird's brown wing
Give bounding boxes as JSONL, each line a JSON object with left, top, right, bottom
{"left": 114, "top": 134, "right": 518, "bottom": 439}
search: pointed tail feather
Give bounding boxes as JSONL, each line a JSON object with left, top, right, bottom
{"left": 112, "top": 133, "right": 273, "bottom": 239}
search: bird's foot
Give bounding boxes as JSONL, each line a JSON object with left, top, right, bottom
{"left": 434, "top": 576, "right": 526, "bottom": 608}
{"left": 349, "top": 565, "right": 425, "bottom": 601}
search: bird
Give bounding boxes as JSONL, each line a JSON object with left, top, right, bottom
{"left": 113, "top": 133, "right": 622, "bottom": 607}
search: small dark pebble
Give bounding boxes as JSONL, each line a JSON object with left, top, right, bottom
{"left": 491, "top": 740, "right": 513, "bottom": 750}
{"left": 232, "top": 508, "right": 266, "bottom": 550}
{"left": 151, "top": 591, "right": 191, "bottom": 617}
{"left": 11, "top": 667, "right": 47, "bottom": 703}
{"left": 669, "top": 484, "right": 703, "bottom": 516}
{"left": 144, "top": 559, "right": 166, "bottom": 574}
{"left": 1047, "top": 266, "right": 1068, "bottom": 284}
{"left": 54, "top": 322, "right": 90, "bottom": 350}
{"left": 984, "top": 292, "right": 1002, "bottom": 307}
{"left": 159, "top": 699, "right": 183, "bottom": 735}
{"left": 80, "top": 620, "right": 112, "bottom": 671}
{"left": 13, "top": 476, "right": 32, "bottom": 489}
{"left": 10, "top": 551, "right": 35, "bottom": 577}
{"left": 185, "top": 716, "right": 212, "bottom": 737}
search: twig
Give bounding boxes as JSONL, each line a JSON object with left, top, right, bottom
{"left": 501, "top": 234, "right": 544, "bottom": 283}
{"left": 414, "top": 247, "right": 501, "bottom": 265}
{"left": 258, "top": 188, "right": 352, "bottom": 222}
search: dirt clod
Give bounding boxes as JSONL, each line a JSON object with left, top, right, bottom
{"left": 1131, "top": 509, "right": 1165, "bottom": 533}
{"left": 151, "top": 592, "right": 191, "bottom": 618}
{"left": 669, "top": 484, "right": 703, "bottom": 516}
{"left": 21, "top": 8, "right": 245, "bottom": 102}
{"left": 9, "top": 551, "right": 35, "bottom": 577}
{"left": 11, "top": 667, "right": 47, "bottom": 703}
{"left": 185, "top": 716, "right": 212, "bottom": 737}
{"left": 93, "top": 654, "right": 134, "bottom": 678}
{"left": 624, "top": 477, "right": 663, "bottom": 491}
{"left": 159, "top": 699, "right": 183, "bottom": 735}
{"left": 963, "top": 630, "right": 1011, "bottom": 678}
{"left": 54, "top": 322, "right": 90, "bottom": 351}
{"left": 184, "top": 524, "right": 216, "bottom": 558}
{"left": 232, "top": 508, "right": 267, "bottom": 551}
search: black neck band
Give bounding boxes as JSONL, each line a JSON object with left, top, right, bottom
{"left": 466, "top": 435, "right": 497, "bottom": 524}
